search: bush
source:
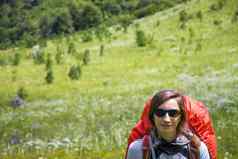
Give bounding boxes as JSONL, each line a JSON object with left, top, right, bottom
{"left": 213, "top": 19, "right": 222, "bottom": 26}
{"left": 39, "top": 8, "right": 73, "bottom": 37}
{"left": 45, "top": 53, "right": 53, "bottom": 70}
{"left": 45, "top": 68, "right": 54, "bottom": 84}
{"left": 196, "top": 10, "right": 203, "bottom": 21}
{"left": 231, "top": 9, "right": 238, "bottom": 23}
{"left": 179, "top": 10, "right": 189, "bottom": 23}
{"left": 209, "top": 1, "right": 225, "bottom": 12}
{"left": 17, "top": 87, "right": 28, "bottom": 99}
{"left": 100, "top": 44, "right": 104, "bottom": 56}
{"left": 118, "top": 14, "right": 134, "bottom": 33}
{"left": 83, "top": 49, "right": 90, "bottom": 65}
{"left": 55, "top": 45, "right": 64, "bottom": 64}
{"left": 81, "top": 31, "right": 93, "bottom": 42}
{"left": 67, "top": 41, "right": 76, "bottom": 55}
{"left": 32, "top": 45, "right": 45, "bottom": 64}
{"left": 51, "top": 8, "right": 74, "bottom": 35}
{"left": 134, "top": 4, "right": 159, "bottom": 18}
{"left": 103, "top": 2, "right": 121, "bottom": 15}
{"left": 68, "top": 65, "right": 81, "bottom": 80}
{"left": 70, "top": 2, "right": 102, "bottom": 30}
{"left": 136, "top": 30, "right": 147, "bottom": 47}
{"left": 12, "top": 52, "right": 21, "bottom": 66}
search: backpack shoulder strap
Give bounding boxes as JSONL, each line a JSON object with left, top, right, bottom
{"left": 142, "top": 135, "right": 150, "bottom": 159}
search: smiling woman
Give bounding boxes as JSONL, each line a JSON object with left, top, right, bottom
{"left": 126, "top": 90, "right": 211, "bottom": 159}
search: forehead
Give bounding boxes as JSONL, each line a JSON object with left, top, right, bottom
{"left": 159, "top": 99, "right": 180, "bottom": 110}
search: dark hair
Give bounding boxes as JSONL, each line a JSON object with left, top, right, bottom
{"left": 149, "top": 89, "right": 186, "bottom": 133}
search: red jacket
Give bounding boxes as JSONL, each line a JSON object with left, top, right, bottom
{"left": 125, "top": 96, "right": 217, "bottom": 159}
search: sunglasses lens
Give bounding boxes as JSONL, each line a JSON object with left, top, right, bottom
{"left": 156, "top": 109, "right": 166, "bottom": 117}
{"left": 168, "top": 110, "right": 179, "bottom": 117}
{"left": 156, "top": 109, "right": 180, "bottom": 118}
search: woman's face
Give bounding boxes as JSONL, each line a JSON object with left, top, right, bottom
{"left": 153, "top": 98, "right": 181, "bottom": 139}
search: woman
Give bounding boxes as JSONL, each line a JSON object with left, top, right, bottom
{"left": 127, "top": 90, "right": 210, "bottom": 159}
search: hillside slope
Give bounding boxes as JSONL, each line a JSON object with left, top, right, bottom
{"left": 0, "top": 0, "right": 238, "bottom": 158}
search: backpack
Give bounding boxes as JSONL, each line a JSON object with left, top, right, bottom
{"left": 142, "top": 134, "right": 200, "bottom": 159}
{"left": 126, "top": 96, "right": 216, "bottom": 159}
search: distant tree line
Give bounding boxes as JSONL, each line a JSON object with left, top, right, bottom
{"left": 0, "top": 0, "right": 189, "bottom": 49}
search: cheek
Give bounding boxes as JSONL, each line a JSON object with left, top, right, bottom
{"left": 175, "top": 117, "right": 181, "bottom": 126}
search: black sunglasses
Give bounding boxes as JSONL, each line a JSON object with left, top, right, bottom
{"left": 155, "top": 109, "right": 180, "bottom": 118}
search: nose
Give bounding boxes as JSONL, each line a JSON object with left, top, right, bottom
{"left": 162, "top": 113, "right": 171, "bottom": 122}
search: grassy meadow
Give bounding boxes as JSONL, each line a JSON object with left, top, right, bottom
{"left": 0, "top": 0, "right": 238, "bottom": 158}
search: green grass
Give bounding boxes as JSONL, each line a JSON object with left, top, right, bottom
{"left": 1, "top": 0, "right": 238, "bottom": 158}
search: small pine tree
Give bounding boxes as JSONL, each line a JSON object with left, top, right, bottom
{"left": 68, "top": 42, "right": 76, "bottom": 55}
{"left": 45, "top": 53, "right": 53, "bottom": 70}
{"left": 17, "top": 87, "right": 28, "bottom": 99}
{"left": 99, "top": 44, "right": 104, "bottom": 56}
{"left": 196, "top": 10, "right": 203, "bottom": 22}
{"left": 68, "top": 65, "right": 81, "bottom": 80}
{"left": 45, "top": 68, "right": 54, "bottom": 84}
{"left": 55, "top": 45, "right": 63, "bottom": 64}
{"left": 32, "top": 45, "right": 45, "bottom": 64}
{"left": 83, "top": 49, "right": 90, "bottom": 65}
{"left": 136, "top": 30, "right": 146, "bottom": 47}
{"left": 12, "top": 52, "right": 21, "bottom": 66}
{"left": 179, "top": 10, "right": 188, "bottom": 23}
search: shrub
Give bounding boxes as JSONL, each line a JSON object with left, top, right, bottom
{"left": 103, "top": 2, "right": 121, "bottom": 15}
{"left": 45, "top": 68, "right": 54, "bottom": 84}
{"left": 213, "top": 19, "right": 222, "bottom": 26}
{"left": 12, "top": 52, "right": 21, "bottom": 66}
{"left": 55, "top": 45, "right": 64, "bottom": 64}
{"left": 45, "top": 53, "right": 53, "bottom": 70}
{"left": 134, "top": 4, "right": 159, "bottom": 18}
{"left": 179, "top": 10, "right": 189, "bottom": 23}
{"left": 196, "top": 10, "right": 203, "bottom": 22}
{"left": 136, "top": 30, "right": 147, "bottom": 47}
{"left": 17, "top": 87, "right": 28, "bottom": 99}
{"left": 51, "top": 8, "right": 74, "bottom": 35}
{"left": 118, "top": 14, "right": 134, "bottom": 33}
{"left": 67, "top": 42, "right": 76, "bottom": 55}
{"left": 100, "top": 44, "right": 104, "bottom": 56}
{"left": 83, "top": 49, "right": 90, "bottom": 65}
{"left": 39, "top": 8, "right": 73, "bottom": 37}
{"left": 209, "top": 1, "right": 225, "bottom": 12}
{"left": 81, "top": 31, "right": 93, "bottom": 42}
{"left": 70, "top": 2, "right": 102, "bottom": 30}
{"left": 32, "top": 45, "right": 45, "bottom": 64}
{"left": 68, "top": 65, "right": 81, "bottom": 80}
{"left": 231, "top": 9, "right": 238, "bottom": 23}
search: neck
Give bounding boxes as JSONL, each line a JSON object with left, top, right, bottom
{"left": 157, "top": 130, "right": 177, "bottom": 142}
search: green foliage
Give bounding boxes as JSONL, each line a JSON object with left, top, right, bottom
{"left": 81, "top": 31, "right": 93, "bottom": 42}
{"left": 17, "top": 87, "right": 28, "bottom": 99}
{"left": 209, "top": 0, "right": 225, "bottom": 12}
{"left": 12, "top": 52, "right": 21, "bottom": 66}
{"left": 70, "top": 2, "right": 102, "bottom": 30}
{"left": 68, "top": 64, "right": 81, "bottom": 80}
{"left": 45, "top": 68, "right": 54, "bottom": 84}
{"left": 134, "top": 3, "right": 159, "bottom": 18}
{"left": 67, "top": 41, "right": 76, "bottom": 55}
{"left": 179, "top": 10, "right": 189, "bottom": 23}
{"left": 136, "top": 30, "right": 147, "bottom": 47}
{"left": 196, "top": 10, "right": 203, "bottom": 22}
{"left": 55, "top": 45, "right": 64, "bottom": 64}
{"left": 213, "top": 19, "right": 222, "bottom": 26}
{"left": 231, "top": 9, "right": 238, "bottom": 23}
{"left": 83, "top": 49, "right": 90, "bottom": 65}
{"left": 32, "top": 45, "right": 45, "bottom": 64}
{"left": 100, "top": 44, "right": 104, "bottom": 56}
{"left": 103, "top": 2, "right": 121, "bottom": 16}
{"left": 45, "top": 53, "right": 53, "bottom": 70}
{"left": 118, "top": 14, "right": 134, "bottom": 33}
